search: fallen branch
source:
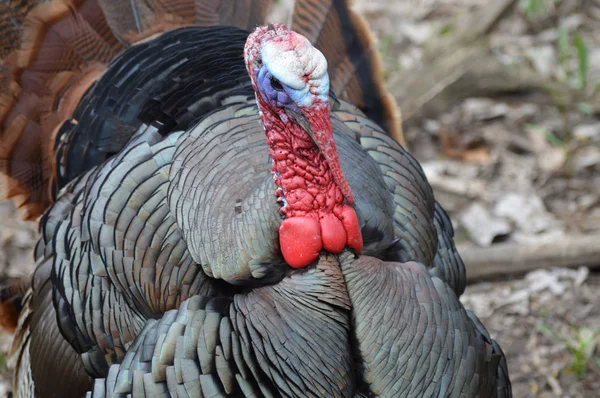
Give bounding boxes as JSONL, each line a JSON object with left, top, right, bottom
{"left": 389, "top": 0, "right": 519, "bottom": 122}
{"left": 459, "top": 234, "right": 600, "bottom": 281}
{"left": 388, "top": 0, "right": 600, "bottom": 124}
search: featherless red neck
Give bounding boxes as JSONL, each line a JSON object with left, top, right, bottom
{"left": 244, "top": 24, "right": 363, "bottom": 268}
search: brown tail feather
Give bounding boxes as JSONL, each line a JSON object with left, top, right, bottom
{"left": 1, "top": 0, "right": 273, "bottom": 221}
{"left": 0, "top": 0, "right": 122, "bottom": 220}
{"left": 0, "top": 277, "right": 30, "bottom": 334}
{"left": 99, "top": 0, "right": 272, "bottom": 44}
{"left": 291, "top": 0, "right": 404, "bottom": 145}
{"left": 0, "top": 1, "right": 37, "bottom": 58}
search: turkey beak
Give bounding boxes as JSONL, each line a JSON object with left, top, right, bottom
{"left": 288, "top": 105, "right": 354, "bottom": 205}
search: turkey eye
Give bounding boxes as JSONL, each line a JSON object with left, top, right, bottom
{"left": 270, "top": 76, "right": 284, "bottom": 91}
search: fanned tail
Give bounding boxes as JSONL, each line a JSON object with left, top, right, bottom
{"left": 0, "top": 0, "right": 272, "bottom": 220}
{"left": 98, "top": 0, "right": 272, "bottom": 44}
{"left": 291, "top": 0, "right": 403, "bottom": 145}
{"left": 0, "top": 0, "right": 122, "bottom": 220}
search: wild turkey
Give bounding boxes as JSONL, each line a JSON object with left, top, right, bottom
{"left": 0, "top": 1, "right": 511, "bottom": 397}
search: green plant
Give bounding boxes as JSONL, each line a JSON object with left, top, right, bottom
{"left": 525, "top": 123, "right": 564, "bottom": 147}
{"left": 377, "top": 34, "right": 401, "bottom": 81}
{"left": 519, "top": 0, "right": 565, "bottom": 18}
{"left": 556, "top": 26, "right": 590, "bottom": 92}
{"left": 378, "top": 34, "right": 394, "bottom": 59}
{"left": 522, "top": 1, "right": 596, "bottom": 118}
{"left": 439, "top": 23, "right": 454, "bottom": 36}
{"left": 519, "top": 0, "right": 546, "bottom": 17}
{"left": 573, "top": 33, "right": 588, "bottom": 90}
{"left": 576, "top": 102, "right": 595, "bottom": 115}
{"left": 537, "top": 321, "right": 600, "bottom": 378}
{"left": 558, "top": 25, "right": 570, "bottom": 65}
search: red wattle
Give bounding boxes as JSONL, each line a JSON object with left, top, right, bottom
{"left": 279, "top": 217, "right": 322, "bottom": 268}
{"left": 341, "top": 206, "right": 363, "bottom": 252}
{"left": 319, "top": 213, "right": 347, "bottom": 253}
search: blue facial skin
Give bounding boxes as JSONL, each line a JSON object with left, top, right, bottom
{"left": 255, "top": 66, "right": 303, "bottom": 113}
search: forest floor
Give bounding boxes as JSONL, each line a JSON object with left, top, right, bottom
{"left": 0, "top": 0, "right": 599, "bottom": 397}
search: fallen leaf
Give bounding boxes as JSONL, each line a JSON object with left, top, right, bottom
{"left": 440, "top": 129, "right": 491, "bottom": 164}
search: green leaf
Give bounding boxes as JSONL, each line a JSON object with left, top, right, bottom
{"left": 577, "top": 102, "right": 595, "bottom": 115}
{"left": 557, "top": 25, "right": 570, "bottom": 66}
{"left": 536, "top": 321, "right": 562, "bottom": 340}
{"left": 519, "top": 0, "right": 545, "bottom": 17}
{"left": 526, "top": 124, "right": 563, "bottom": 147}
{"left": 573, "top": 33, "right": 589, "bottom": 90}
{"left": 378, "top": 35, "right": 394, "bottom": 58}
{"left": 439, "top": 23, "right": 453, "bottom": 36}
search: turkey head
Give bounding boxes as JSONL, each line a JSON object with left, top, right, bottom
{"left": 244, "top": 24, "right": 363, "bottom": 268}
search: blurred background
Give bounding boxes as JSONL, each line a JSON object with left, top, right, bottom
{"left": 1, "top": 0, "right": 599, "bottom": 396}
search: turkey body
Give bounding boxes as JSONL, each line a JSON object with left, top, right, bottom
{"left": 10, "top": 26, "right": 510, "bottom": 398}
{"left": 1, "top": 3, "right": 511, "bottom": 398}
